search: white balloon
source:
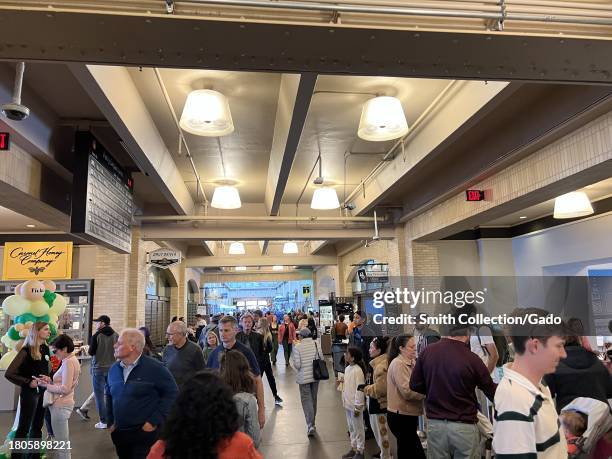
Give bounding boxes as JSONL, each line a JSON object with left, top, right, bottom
{"left": 0, "top": 350, "right": 18, "bottom": 370}
{"left": 2, "top": 295, "right": 30, "bottom": 317}
{"left": 30, "top": 299, "right": 50, "bottom": 317}
{"left": 49, "top": 295, "right": 67, "bottom": 316}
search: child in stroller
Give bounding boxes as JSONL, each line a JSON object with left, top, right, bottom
{"left": 560, "top": 397, "right": 612, "bottom": 458}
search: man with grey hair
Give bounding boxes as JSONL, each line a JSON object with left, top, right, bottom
{"left": 163, "top": 320, "right": 205, "bottom": 387}
{"left": 106, "top": 328, "right": 178, "bottom": 459}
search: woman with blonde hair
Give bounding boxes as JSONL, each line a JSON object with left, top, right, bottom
{"left": 202, "top": 330, "right": 219, "bottom": 365}
{"left": 256, "top": 318, "right": 283, "bottom": 405}
{"left": 6, "top": 322, "right": 51, "bottom": 459}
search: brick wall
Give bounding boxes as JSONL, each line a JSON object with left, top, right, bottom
{"left": 92, "top": 247, "right": 129, "bottom": 331}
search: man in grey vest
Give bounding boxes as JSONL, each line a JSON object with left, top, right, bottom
{"left": 88, "top": 315, "right": 118, "bottom": 429}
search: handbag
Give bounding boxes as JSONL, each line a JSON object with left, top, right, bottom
{"left": 312, "top": 342, "right": 329, "bottom": 381}
{"left": 42, "top": 388, "right": 56, "bottom": 408}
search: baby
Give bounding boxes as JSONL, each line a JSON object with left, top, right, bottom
{"left": 561, "top": 410, "right": 588, "bottom": 456}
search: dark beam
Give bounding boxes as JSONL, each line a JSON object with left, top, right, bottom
{"left": 0, "top": 10, "right": 612, "bottom": 83}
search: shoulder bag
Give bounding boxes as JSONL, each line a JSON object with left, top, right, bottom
{"left": 312, "top": 342, "right": 329, "bottom": 381}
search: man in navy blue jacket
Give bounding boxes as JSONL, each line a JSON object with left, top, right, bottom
{"left": 106, "top": 328, "right": 178, "bottom": 459}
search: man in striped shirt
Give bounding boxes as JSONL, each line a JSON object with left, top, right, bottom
{"left": 493, "top": 308, "right": 568, "bottom": 458}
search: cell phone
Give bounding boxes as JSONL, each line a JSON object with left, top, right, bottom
{"left": 357, "top": 384, "right": 365, "bottom": 391}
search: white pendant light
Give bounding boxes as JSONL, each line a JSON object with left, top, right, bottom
{"left": 179, "top": 89, "right": 234, "bottom": 137}
{"left": 228, "top": 242, "right": 245, "bottom": 255}
{"left": 211, "top": 185, "right": 241, "bottom": 209}
{"left": 272, "top": 265, "right": 284, "bottom": 271}
{"left": 283, "top": 242, "right": 299, "bottom": 254}
{"left": 553, "top": 191, "right": 594, "bottom": 219}
{"left": 358, "top": 96, "right": 409, "bottom": 141}
{"left": 311, "top": 187, "right": 340, "bottom": 210}
{"left": 235, "top": 266, "right": 247, "bottom": 271}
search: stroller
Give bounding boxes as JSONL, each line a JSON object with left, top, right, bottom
{"left": 560, "top": 397, "right": 612, "bottom": 458}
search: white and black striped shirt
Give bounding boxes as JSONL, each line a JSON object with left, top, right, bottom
{"left": 493, "top": 365, "right": 567, "bottom": 459}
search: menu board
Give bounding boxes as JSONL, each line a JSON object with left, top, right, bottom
{"left": 71, "top": 132, "right": 133, "bottom": 254}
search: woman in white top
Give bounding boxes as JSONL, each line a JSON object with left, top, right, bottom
{"left": 36, "top": 334, "right": 81, "bottom": 459}
{"left": 291, "top": 328, "right": 319, "bottom": 437}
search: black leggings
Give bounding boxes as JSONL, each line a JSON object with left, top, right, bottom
{"left": 259, "top": 357, "right": 278, "bottom": 397}
{"left": 387, "top": 411, "right": 425, "bottom": 459}
{"left": 12, "top": 388, "right": 46, "bottom": 459}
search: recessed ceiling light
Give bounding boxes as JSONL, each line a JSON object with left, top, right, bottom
{"left": 235, "top": 266, "right": 247, "bottom": 271}
{"left": 26, "top": 224, "right": 36, "bottom": 228}
{"left": 519, "top": 216, "right": 527, "bottom": 219}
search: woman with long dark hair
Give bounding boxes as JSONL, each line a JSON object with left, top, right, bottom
{"left": 386, "top": 334, "right": 425, "bottom": 459}
{"left": 147, "top": 371, "right": 261, "bottom": 459}
{"left": 363, "top": 336, "right": 396, "bottom": 459}
{"left": 220, "top": 351, "right": 261, "bottom": 448}
{"left": 5, "top": 322, "right": 51, "bottom": 459}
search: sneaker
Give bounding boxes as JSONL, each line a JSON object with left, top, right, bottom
{"left": 274, "top": 395, "right": 283, "bottom": 405}
{"left": 75, "top": 408, "right": 90, "bottom": 421}
{"left": 94, "top": 422, "right": 108, "bottom": 429}
{"left": 341, "top": 449, "right": 355, "bottom": 459}
{"left": 352, "top": 453, "right": 364, "bottom": 459}
{"left": 307, "top": 426, "right": 315, "bottom": 437}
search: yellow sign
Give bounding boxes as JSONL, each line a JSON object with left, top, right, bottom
{"left": 2, "top": 242, "right": 73, "bottom": 280}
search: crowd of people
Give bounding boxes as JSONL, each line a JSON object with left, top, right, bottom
{"left": 4, "top": 305, "right": 612, "bottom": 459}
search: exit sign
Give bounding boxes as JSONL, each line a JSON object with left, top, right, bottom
{"left": 0, "top": 132, "right": 9, "bottom": 151}
{"left": 466, "top": 189, "right": 485, "bottom": 201}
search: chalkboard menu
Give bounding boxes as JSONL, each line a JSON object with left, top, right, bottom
{"left": 71, "top": 132, "right": 133, "bottom": 254}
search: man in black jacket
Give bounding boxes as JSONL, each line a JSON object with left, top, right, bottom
{"left": 85, "top": 315, "right": 118, "bottom": 429}
{"left": 237, "top": 313, "right": 282, "bottom": 405}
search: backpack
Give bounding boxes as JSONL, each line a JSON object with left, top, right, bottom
{"left": 475, "top": 325, "right": 511, "bottom": 367}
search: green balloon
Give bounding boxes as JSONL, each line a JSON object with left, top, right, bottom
{"left": 7, "top": 326, "right": 20, "bottom": 341}
{"left": 43, "top": 290, "right": 57, "bottom": 308}
{"left": 48, "top": 322, "right": 58, "bottom": 341}
{"left": 15, "top": 313, "right": 38, "bottom": 324}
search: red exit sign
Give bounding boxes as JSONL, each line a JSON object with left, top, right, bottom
{"left": 0, "top": 132, "right": 9, "bottom": 151}
{"left": 466, "top": 189, "right": 485, "bottom": 201}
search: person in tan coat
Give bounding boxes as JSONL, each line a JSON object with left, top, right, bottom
{"left": 386, "top": 334, "right": 425, "bottom": 459}
{"left": 364, "top": 337, "right": 396, "bottom": 459}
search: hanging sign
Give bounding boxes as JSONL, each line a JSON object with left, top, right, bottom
{"left": 149, "top": 248, "right": 182, "bottom": 269}
{"left": 303, "top": 285, "right": 311, "bottom": 297}
{"left": 2, "top": 242, "right": 73, "bottom": 280}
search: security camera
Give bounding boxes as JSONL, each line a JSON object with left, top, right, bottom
{"left": 1, "top": 62, "right": 30, "bottom": 122}
{"left": 343, "top": 203, "right": 356, "bottom": 211}
{"left": 1, "top": 102, "right": 29, "bottom": 121}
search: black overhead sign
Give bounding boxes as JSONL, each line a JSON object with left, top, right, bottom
{"left": 71, "top": 132, "right": 133, "bottom": 254}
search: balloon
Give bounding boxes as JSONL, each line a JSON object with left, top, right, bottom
{"left": 13, "top": 283, "right": 22, "bottom": 296}
{"left": 43, "top": 290, "right": 57, "bottom": 308}
{"left": 48, "top": 312, "right": 58, "bottom": 324}
{"left": 49, "top": 295, "right": 67, "bottom": 316}
{"left": 7, "top": 327, "right": 20, "bottom": 341}
{"left": 21, "top": 280, "right": 46, "bottom": 301}
{"left": 48, "top": 322, "right": 58, "bottom": 340}
{"left": 30, "top": 300, "right": 50, "bottom": 317}
{"left": 0, "top": 334, "right": 17, "bottom": 349}
{"left": 2, "top": 295, "right": 29, "bottom": 316}
{"left": 43, "top": 280, "right": 57, "bottom": 292}
{"left": 0, "top": 350, "right": 17, "bottom": 370}
{"left": 14, "top": 313, "right": 37, "bottom": 324}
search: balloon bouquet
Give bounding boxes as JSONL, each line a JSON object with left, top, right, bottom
{"left": 0, "top": 279, "right": 67, "bottom": 458}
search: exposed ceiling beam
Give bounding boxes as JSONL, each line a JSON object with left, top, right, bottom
{"left": 261, "top": 240, "right": 269, "bottom": 256}
{"left": 264, "top": 73, "right": 317, "bottom": 215}
{"left": 2, "top": 9, "right": 612, "bottom": 83}
{"left": 186, "top": 255, "right": 337, "bottom": 268}
{"left": 141, "top": 224, "right": 395, "bottom": 241}
{"left": 69, "top": 64, "right": 195, "bottom": 215}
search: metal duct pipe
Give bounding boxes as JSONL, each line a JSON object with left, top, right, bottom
{"left": 136, "top": 214, "right": 383, "bottom": 222}
{"left": 153, "top": 68, "right": 208, "bottom": 205}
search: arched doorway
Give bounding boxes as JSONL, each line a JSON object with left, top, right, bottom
{"left": 186, "top": 279, "right": 199, "bottom": 325}
{"left": 145, "top": 267, "right": 176, "bottom": 348}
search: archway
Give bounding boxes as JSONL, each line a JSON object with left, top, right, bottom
{"left": 145, "top": 267, "right": 177, "bottom": 348}
{"left": 186, "top": 279, "right": 200, "bottom": 325}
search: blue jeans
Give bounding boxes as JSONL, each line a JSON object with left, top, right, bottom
{"left": 92, "top": 371, "right": 108, "bottom": 424}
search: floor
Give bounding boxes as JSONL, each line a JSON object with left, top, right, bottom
{"left": 0, "top": 351, "right": 379, "bottom": 459}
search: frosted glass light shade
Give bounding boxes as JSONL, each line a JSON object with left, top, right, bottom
{"left": 283, "top": 242, "right": 299, "bottom": 254}
{"left": 272, "top": 265, "right": 284, "bottom": 271}
{"left": 228, "top": 242, "right": 245, "bottom": 255}
{"left": 311, "top": 187, "right": 340, "bottom": 210}
{"left": 211, "top": 186, "right": 241, "bottom": 209}
{"left": 553, "top": 191, "right": 594, "bottom": 219}
{"left": 179, "top": 89, "right": 234, "bottom": 136}
{"left": 358, "top": 96, "right": 409, "bottom": 141}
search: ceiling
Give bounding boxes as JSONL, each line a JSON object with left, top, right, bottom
{"left": 129, "top": 68, "right": 456, "bottom": 207}
{"left": 484, "top": 177, "right": 612, "bottom": 227}
{"left": 0, "top": 205, "right": 55, "bottom": 232}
